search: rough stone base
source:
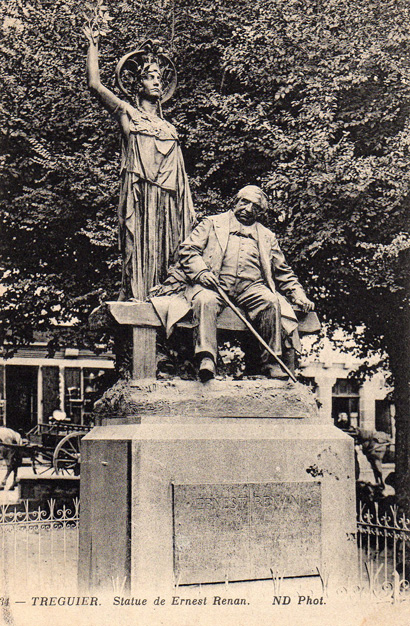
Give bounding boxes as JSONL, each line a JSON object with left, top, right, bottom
{"left": 94, "top": 377, "right": 321, "bottom": 422}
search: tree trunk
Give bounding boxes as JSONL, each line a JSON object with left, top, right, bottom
{"left": 386, "top": 316, "right": 410, "bottom": 515}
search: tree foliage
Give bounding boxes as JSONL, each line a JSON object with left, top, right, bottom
{"left": 1, "top": 0, "right": 409, "bottom": 501}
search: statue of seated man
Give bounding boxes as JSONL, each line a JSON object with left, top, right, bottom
{"left": 151, "top": 185, "right": 316, "bottom": 382}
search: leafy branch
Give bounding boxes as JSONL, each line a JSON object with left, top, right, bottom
{"left": 82, "top": 0, "right": 113, "bottom": 42}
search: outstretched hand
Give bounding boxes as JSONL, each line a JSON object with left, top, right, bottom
{"left": 196, "top": 270, "right": 219, "bottom": 290}
{"left": 293, "top": 296, "right": 315, "bottom": 313}
{"left": 83, "top": 26, "right": 99, "bottom": 45}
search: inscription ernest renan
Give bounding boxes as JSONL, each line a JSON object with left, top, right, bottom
{"left": 173, "top": 482, "right": 321, "bottom": 585}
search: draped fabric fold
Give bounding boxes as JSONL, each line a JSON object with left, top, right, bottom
{"left": 116, "top": 102, "right": 195, "bottom": 300}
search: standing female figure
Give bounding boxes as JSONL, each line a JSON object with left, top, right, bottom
{"left": 84, "top": 33, "right": 195, "bottom": 300}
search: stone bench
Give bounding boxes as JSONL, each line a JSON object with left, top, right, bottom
{"left": 91, "top": 301, "right": 319, "bottom": 379}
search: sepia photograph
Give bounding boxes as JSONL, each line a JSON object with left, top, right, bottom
{"left": 0, "top": 1, "right": 409, "bottom": 624}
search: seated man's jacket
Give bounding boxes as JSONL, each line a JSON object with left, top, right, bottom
{"left": 151, "top": 211, "right": 319, "bottom": 341}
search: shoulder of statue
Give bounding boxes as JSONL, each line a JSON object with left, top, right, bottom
{"left": 164, "top": 118, "right": 178, "bottom": 132}
{"left": 120, "top": 101, "right": 138, "bottom": 117}
{"left": 128, "top": 106, "right": 178, "bottom": 140}
{"left": 257, "top": 221, "right": 277, "bottom": 241}
{"left": 196, "top": 214, "right": 219, "bottom": 229}
{"left": 209, "top": 211, "right": 232, "bottom": 227}
{"left": 190, "top": 214, "right": 214, "bottom": 232}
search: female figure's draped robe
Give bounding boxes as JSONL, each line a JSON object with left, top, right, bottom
{"left": 115, "top": 102, "right": 195, "bottom": 300}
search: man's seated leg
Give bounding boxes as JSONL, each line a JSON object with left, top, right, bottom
{"left": 275, "top": 331, "right": 297, "bottom": 376}
{"left": 191, "top": 288, "right": 224, "bottom": 381}
{"left": 236, "top": 284, "right": 288, "bottom": 379}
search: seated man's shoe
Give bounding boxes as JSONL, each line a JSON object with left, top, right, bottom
{"left": 262, "top": 363, "right": 289, "bottom": 380}
{"left": 198, "top": 356, "right": 216, "bottom": 382}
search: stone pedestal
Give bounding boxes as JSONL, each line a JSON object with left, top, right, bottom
{"left": 79, "top": 379, "right": 357, "bottom": 593}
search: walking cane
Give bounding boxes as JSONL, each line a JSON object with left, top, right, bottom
{"left": 215, "top": 285, "right": 297, "bottom": 383}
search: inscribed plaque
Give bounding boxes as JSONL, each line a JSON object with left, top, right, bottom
{"left": 173, "top": 482, "right": 321, "bottom": 584}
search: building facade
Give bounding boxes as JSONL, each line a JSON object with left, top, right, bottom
{"left": 0, "top": 338, "right": 115, "bottom": 433}
{"left": 301, "top": 341, "right": 394, "bottom": 438}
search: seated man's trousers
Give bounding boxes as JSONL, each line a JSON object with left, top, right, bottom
{"left": 191, "top": 283, "right": 282, "bottom": 364}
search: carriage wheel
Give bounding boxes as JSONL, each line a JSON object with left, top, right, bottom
{"left": 53, "top": 432, "right": 83, "bottom": 476}
{"left": 31, "top": 447, "right": 55, "bottom": 475}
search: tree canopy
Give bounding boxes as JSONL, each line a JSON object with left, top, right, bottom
{"left": 1, "top": 0, "right": 409, "bottom": 501}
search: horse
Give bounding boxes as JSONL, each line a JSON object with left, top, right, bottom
{"left": 339, "top": 421, "right": 391, "bottom": 489}
{"left": 0, "top": 426, "right": 25, "bottom": 490}
{"left": 354, "top": 428, "right": 391, "bottom": 489}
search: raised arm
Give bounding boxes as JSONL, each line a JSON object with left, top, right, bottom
{"left": 84, "top": 30, "right": 129, "bottom": 135}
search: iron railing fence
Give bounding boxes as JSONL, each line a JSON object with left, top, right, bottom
{"left": 1, "top": 496, "right": 410, "bottom": 604}
{"left": 356, "top": 501, "right": 410, "bottom": 603}
{"left": 0, "top": 498, "right": 79, "bottom": 596}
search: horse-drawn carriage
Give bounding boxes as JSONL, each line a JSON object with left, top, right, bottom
{"left": 0, "top": 421, "right": 93, "bottom": 489}
{"left": 25, "top": 421, "right": 92, "bottom": 475}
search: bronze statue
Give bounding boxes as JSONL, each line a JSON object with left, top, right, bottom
{"left": 151, "top": 185, "right": 316, "bottom": 382}
{"left": 84, "top": 28, "right": 195, "bottom": 301}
